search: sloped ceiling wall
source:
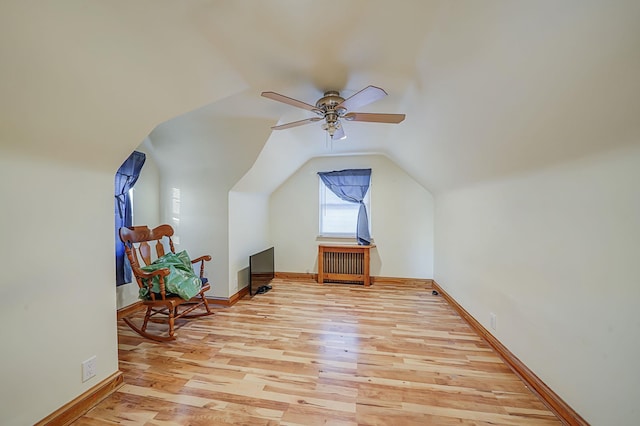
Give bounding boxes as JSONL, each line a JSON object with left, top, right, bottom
{"left": 393, "top": 0, "right": 640, "bottom": 192}
{"left": 146, "top": 0, "right": 638, "bottom": 196}
{"left": 148, "top": 0, "right": 440, "bottom": 193}
{"left": 0, "top": 1, "right": 246, "bottom": 168}
{"left": 3, "top": 0, "right": 636, "bottom": 195}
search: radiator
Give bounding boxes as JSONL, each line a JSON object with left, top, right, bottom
{"left": 324, "top": 251, "right": 364, "bottom": 278}
{"left": 317, "top": 244, "right": 374, "bottom": 286}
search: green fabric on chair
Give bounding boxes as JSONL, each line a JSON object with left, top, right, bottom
{"left": 139, "top": 250, "right": 202, "bottom": 300}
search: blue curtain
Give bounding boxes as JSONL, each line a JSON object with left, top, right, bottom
{"left": 115, "top": 151, "right": 146, "bottom": 286}
{"left": 318, "top": 168, "right": 372, "bottom": 245}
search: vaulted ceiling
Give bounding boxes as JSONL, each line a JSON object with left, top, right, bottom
{"left": 147, "top": 0, "right": 639, "bottom": 195}
{"left": 3, "top": 1, "right": 638, "bottom": 194}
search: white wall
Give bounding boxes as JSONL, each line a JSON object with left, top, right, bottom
{"left": 131, "top": 145, "right": 162, "bottom": 231}
{"left": 116, "top": 142, "right": 161, "bottom": 309}
{"left": 270, "top": 154, "right": 434, "bottom": 278}
{"left": 434, "top": 144, "right": 640, "bottom": 425}
{"left": 0, "top": 3, "right": 241, "bottom": 423}
{"left": 147, "top": 112, "right": 275, "bottom": 300}
{"left": 0, "top": 154, "right": 119, "bottom": 425}
{"left": 229, "top": 191, "right": 271, "bottom": 293}
{"left": 156, "top": 170, "right": 229, "bottom": 298}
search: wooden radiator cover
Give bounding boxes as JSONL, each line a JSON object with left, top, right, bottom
{"left": 317, "top": 244, "right": 375, "bottom": 286}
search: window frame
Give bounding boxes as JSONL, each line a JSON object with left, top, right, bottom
{"left": 318, "top": 176, "right": 372, "bottom": 238}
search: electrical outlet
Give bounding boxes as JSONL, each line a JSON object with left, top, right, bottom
{"left": 489, "top": 313, "right": 497, "bottom": 331}
{"left": 82, "top": 356, "right": 97, "bottom": 382}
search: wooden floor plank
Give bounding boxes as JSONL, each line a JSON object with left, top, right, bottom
{"left": 73, "top": 278, "right": 560, "bottom": 425}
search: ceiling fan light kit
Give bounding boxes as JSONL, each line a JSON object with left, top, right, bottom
{"left": 262, "top": 85, "right": 405, "bottom": 141}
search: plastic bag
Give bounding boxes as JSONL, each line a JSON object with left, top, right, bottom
{"left": 139, "top": 250, "right": 202, "bottom": 300}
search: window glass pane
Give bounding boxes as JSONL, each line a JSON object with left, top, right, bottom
{"left": 319, "top": 178, "right": 371, "bottom": 236}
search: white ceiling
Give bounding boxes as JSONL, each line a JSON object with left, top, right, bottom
{"left": 148, "top": 0, "right": 640, "bottom": 194}
{"left": 4, "top": 1, "right": 636, "bottom": 192}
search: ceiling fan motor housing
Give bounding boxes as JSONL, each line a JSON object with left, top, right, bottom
{"left": 316, "top": 91, "right": 346, "bottom": 115}
{"left": 316, "top": 91, "right": 345, "bottom": 136}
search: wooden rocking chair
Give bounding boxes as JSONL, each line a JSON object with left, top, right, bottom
{"left": 119, "top": 224, "right": 214, "bottom": 341}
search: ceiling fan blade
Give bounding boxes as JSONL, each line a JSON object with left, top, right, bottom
{"left": 343, "top": 112, "right": 406, "bottom": 124}
{"left": 271, "top": 117, "right": 322, "bottom": 130}
{"left": 261, "top": 91, "right": 319, "bottom": 112}
{"left": 332, "top": 125, "right": 346, "bottom": 140}
{"left": 336, "top": 85, "right": 388, "bottom": 111}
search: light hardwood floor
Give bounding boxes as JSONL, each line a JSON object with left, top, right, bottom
{"left": 74, "top": 278, "right": 561, "bottom": 425}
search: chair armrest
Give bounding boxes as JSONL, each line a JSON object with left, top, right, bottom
{"left": 134, "top": 267, "right": 171, "bottom": 299}
{"left": 190, "top": 255, "right": 212, "bottom": 264}
{"left": 135, "top": 268, "right": 171, "bottom": 280}
{"left": 190, "top": 255, "right": 211, "bottom": 279}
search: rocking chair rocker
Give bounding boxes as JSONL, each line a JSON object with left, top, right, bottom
{"left": 119, "top": 224, "right": 214, "bottom": 341}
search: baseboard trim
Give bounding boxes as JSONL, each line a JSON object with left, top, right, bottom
{"left": 118, "top": 286, "right": 250, "bottom": 314}
{"left": 207, "top": 285, "right": 249, "bottom": 307}
{"left": 275, "top": 272, "right": 433, "bottom": 287}
{"left": 116, "top": 301, "right": 143, "bottom": 320}
{"left": 275, "top": 271, "right": 318, "bottom": 280}
{"left": 118, "top": 276, "right": 432, "bottom": 311}
{"left": 432, "top": 281, "right": 588, "bottom": 426}
{"left": 36, "top": 371, "right": 124, "bottom": 426}
{"left": 229, "top": 285, "right": 249, "bottom": 304}
{"left": 370, "top": 276, "right": 433, "bottom": 287}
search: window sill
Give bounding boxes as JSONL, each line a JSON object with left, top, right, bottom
{"left": 316, "top": 235, "right": 374, "bottom": 244}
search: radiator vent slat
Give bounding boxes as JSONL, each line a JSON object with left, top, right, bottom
{"left": 325, "top": 251, "right": 364, "bottom": 276}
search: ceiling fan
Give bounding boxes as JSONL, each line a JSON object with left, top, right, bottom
{"left": 261, "top": 85, "right": 405, "bottom": 140}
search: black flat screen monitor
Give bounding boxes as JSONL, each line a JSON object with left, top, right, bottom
{"left": 249, "top": 247, "right": 274, "bottom": 296}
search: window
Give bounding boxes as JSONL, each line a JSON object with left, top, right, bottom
{"left": 319, "top": 177, "right": 371, "bottom": 237}
{"left": 128, "top": 188, "right": 135, "bottom": 221}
